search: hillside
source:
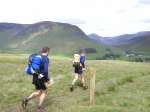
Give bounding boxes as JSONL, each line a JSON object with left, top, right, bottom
{"left": 0, "top": 21, "right": 104, "bottom": 55}
{"left": 88, "top": 33, "right": 102, "bottom": 42}
{"left": 88, "top": 31, "right": 150, "bottom": 55}
{"left": 0, "top": 54, "right": 150, "bottom": 112}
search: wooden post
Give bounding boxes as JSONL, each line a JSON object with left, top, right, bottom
{"left": 90, "top": 68, "right": 96, "bottom": 106}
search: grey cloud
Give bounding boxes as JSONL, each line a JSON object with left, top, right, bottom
{"left": 138, "top": 0, "right": 150, "bottom": 5}
{"left": 135, "top": 0, "right": 150, "bottom": 8}
{"left": 143, "top": 19, "right": 150, "bottom": 23}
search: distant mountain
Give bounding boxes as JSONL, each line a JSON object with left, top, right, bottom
{"left": 102, "top": 31, "right": 150, "bottom": 46}
{"left": 0, "top": 21, "right": 104, "bottom": 55}
{"left": 88, "top": 33, "right": 111, "bottom": 45}
{"left": 88, "top": 31, "right": 150, "bottom": 55}
{"left": 88, "top": 33, "right": 102, "bottom": 42}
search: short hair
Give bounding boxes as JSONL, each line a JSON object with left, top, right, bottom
{"left": 41, "top": 47, "right": 50, "bottom": 53}
{"left": 79, "top": 49, "right": 86, "bottom": 54}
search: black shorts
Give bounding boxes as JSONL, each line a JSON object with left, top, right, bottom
{"left": 74, "top": 68, "right": 83, "bottom": 75}
{"left": 32, "top": 73, "right": 47, "bottom": 90}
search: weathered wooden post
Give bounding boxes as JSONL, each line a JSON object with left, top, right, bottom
{"left": 90, "top": 68, "right": 96, "bottom": 106}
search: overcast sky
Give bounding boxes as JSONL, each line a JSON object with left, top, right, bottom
{"left": 0, "top": 0, "right": 150, "bottom": 36}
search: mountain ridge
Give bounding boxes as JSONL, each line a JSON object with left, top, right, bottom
{"left": 0, "top": 21, "right": 104, "bottom": 55}
{"left": 88, "top": 31, "right": 150, "bottom": 55}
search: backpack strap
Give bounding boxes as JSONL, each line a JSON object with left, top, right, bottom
{"left": 39, "top": 55, "right": 45, "bottom": 73}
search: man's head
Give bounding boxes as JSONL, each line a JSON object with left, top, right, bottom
{"left": 79, "top": 50, "right": 86, "bottom": 56}
{"left": 41, "top": 47, "right": 50, "bottom": 56}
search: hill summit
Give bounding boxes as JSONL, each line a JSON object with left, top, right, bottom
{"left": 0, "top": 21, "right": 102, "bottom": 54}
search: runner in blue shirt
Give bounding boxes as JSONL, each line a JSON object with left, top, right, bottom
{"left": 22, "top": 47, "right": 52, "bottom": 111}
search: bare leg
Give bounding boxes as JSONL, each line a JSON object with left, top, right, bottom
{"left": 72, "top": 73, "right": 79, "bottom": 86}
{"left": 81, "top": 75, "right": 88, "bottom": 89}
{"left": 26, "top": 90, "right": 41, "bottom": 101}
{"left": 38, "top": 90, "right": 47, "bottom": 108}
{"left": 70, "top": 74, "right": 79, "bottom": 92}
{"left": 22, "top": 90, "right": 41, "bottom": 109}
{"left": 81, "top": 75, "right": 85, "bottom": 86}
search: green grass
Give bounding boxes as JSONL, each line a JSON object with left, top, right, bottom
{"left": 0, "top": 54, "right": 150, "bottom": 112}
